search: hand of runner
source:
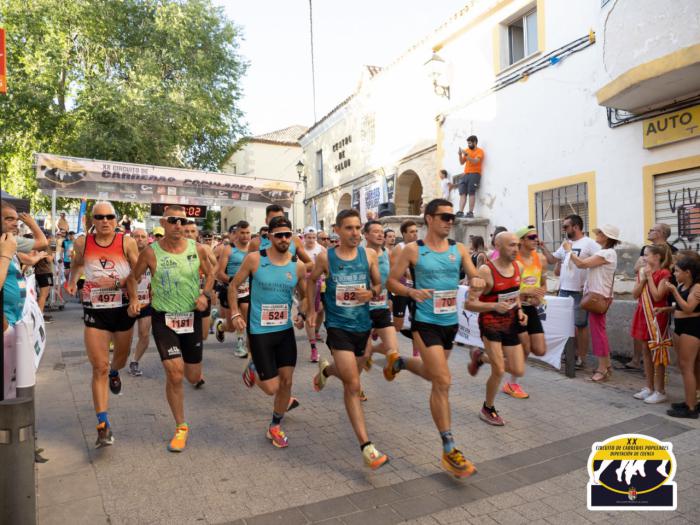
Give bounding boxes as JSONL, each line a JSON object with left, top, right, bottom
{"left": 517, "top": 308, "right": 528, "bottom": 326}
{"left": 469, "top": 277, "right": 485, "bottom": 290}
{"left": 127, "top": 300, "right": 141, "bottom": 318}
{"left": 306, "top": 311, "right": 317, "bottom": 331}
{"left": 0, "top": 232, "right": 17, "bottom": 258}
{"left": 194, "top": 293, "right": 208, "bottom": 312}
{"left": 293, "top": 313, "right": 304, "bottom": 329}
{"left": 64, "top": 279, "right": 76, "bottom": 294}
{"left": 355, "top": 288, "right": 374, "bottom": 303}
{"left": 232, "top": 315, "right": 246, "bottom": 332}
{"left": 409, "top": 288, "right": 433, "bottom": 302}
{"left": 492, "top": 302, "right": 511, "bottom": 314}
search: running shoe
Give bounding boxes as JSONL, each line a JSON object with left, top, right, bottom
{"left": 287, "top": 397, "right": 300, "bottom": 411}
{"left": 467, "top": 348, "right": 483, "bottom": 377}
{"left": 465, "top": 211, "right": 474, "bottom": 218}
{"left": 214, "top": 318, "right": 225, "bottom": 343}
{"left": 456, "top": 211, "right": 464, "bottom": 217}
{"left": 575, "top": 356, "right": 585, "bottom": 369}
{"left": 359, "top": 390, "right": 368, "bottom": 402}
{"left": 502, "top": 382, "right": 529, "bottom": 399}
{"left": 266, "top": 425, "right": 289, "bottom": 448}
{"left": 167, "top": 424, "right": 189, "bottom": 452}
{"left": 479, "top": 405, "right": 505, "bottom": 426}
{"left": 313, "top": 358, "right": 330, "bottom": 392}
{"left": 242, "top": 361, "right": 256, "bottom": 388}
{"left": 234, "top": 338, "right": 248, "bottom": 358}
{"left": 194, "top": 377, "right": 205, "bottom": 389}
{"left": 310, "top": 346, "right": 319, "bottom": 363}
{"left": 109, "top": 372, "right": 122, "bottom": 395}
{"left": 441, "top": 448, "right": 477, "bottom": 478}
{"left": 644, "top": 391, "right": 668, "bottom": 404}
{"left": 383, "top": 352, "right": 402, "bottom": 382}
{"left": 128, "top": 362, "right": 142, "bottom": 377}
{"left": 667, "top": 404, "right": 699, "bottom": 419}
{"left": 633, "top": 387, "right": 652, "bottom": 400}
{"left": 95, "top": 422, "right": 114, "bottom": 449}
{"left": 362, "top": 443, "right": 389, "bottom": 470}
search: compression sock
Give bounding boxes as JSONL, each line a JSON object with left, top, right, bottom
{"left": 440, "top": 430, "right": 455, "bottom": 454}
{"left": 271, "top": 412, "right": 284, "bottom": 427}
{"left": 97, "top": 411, "right": 110, "bottom": 428}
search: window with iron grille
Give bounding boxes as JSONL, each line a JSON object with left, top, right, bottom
{"left": 535, "top": 182, "right": 589, "bottom": 251}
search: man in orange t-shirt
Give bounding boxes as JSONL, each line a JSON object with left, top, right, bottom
{"left": 457, "top": 135, "right": 484, "bottom": 218}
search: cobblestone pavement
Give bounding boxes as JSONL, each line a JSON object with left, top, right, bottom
{"left": 36, "top": 303, "right": 700, "bottom": 524}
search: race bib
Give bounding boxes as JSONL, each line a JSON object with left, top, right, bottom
{"left": 137, "top": 289, "right": 150, "bottom": 306}
{"left": 261, "top": 304, "right": 288, "bottom": 326}
{"left": 369, "top": 289, "right": 388, "bottom": 308}
{"left": 90, "top": 288, "right": 123, "bottom": 309}
{"left": 237, "top": 280, "right": 250, "bottom": 298}
{"left": 433, "top": 290, "right": 457, "bottom": 314}
{"left": 497, "top": 290, "right": 520, "bottom": 309}
{"left": 165, "top": 312, "right": 194, "bottom": 334}
{"left": 336, "top": 283, "right": 366, "bottom": 307}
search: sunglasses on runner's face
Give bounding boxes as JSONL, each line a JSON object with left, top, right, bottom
{"left": 272, "top": 231, "right": 293, "bottom": 239}
{"left": 93, "top": 214, "right": 116, "bottom": 221}
{"left": 164, "top": 216, "right": 188, "bottom": 225}
{"left": 432, "top": 212, "right": 456, "bottom": 223}
{"left": 526, "top": 234, "right": 538, "bottom": 240}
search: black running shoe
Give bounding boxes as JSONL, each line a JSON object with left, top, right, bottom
{"left": 667, "top": 404, "right": 699, "bottom": 419}
{"left": 109, "top": 373, "right": 122, "bottom": 395}
{"left": 95, "top": 422, "right": 114, "bottom": 448}
{"left": 194, "top": 378, "right": 205, "bottom": 389}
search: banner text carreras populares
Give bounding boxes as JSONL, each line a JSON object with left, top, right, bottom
{"left": 34, "top": 153, "right": 298, "bottom": 208}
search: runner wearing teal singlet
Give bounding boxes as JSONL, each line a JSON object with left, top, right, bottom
{"left": 127, "top": 205, "right": 215, "bottom": 453}
{"left": 306, "top": 209, "right": 389, "bottom": 471}
{"left": 229, "top": 216, "right": 307, "bottom": 448}
{"left": 387, "top": 198, "right": 484, "bottom": 479}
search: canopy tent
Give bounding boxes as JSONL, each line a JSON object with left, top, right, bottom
{"left": 34, "top": 153, "right": 298, "bottom": 209}
{"left": 0, "top": 190, "right": 31, "bottom": 213}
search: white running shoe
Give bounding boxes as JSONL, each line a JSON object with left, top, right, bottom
{"left": 234, "top": 337, "right": 248, "bottom": 358}
{"left": 644, "top": 391, "right": 668, "bottom": 404}
{"left": 633, "top": 387, "right": 652, "bottom": 400}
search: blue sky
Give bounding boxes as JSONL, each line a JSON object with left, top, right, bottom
{"left": 216, "top": 0, "right": 469, "bottom": 135}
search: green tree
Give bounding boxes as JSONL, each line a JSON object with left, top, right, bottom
{"left": 0, "top": 0, "right": 248, "bottom": 216}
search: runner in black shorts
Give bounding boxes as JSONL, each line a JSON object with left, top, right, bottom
{"left": 230, "top": 216, "right": 307, "bottom": 448}
{"left": 127, "top": 205, "right": 215, "bottom": 453}
{"left": 466, "top": 232, "right": 529, "bottom": 426}
{"left": 307, "top": 209, "right": 389, "bottom": 470}
{"left": 128, "top": 228, "right": 153, "bottom": 377}
{"left": 66, "top": 202, "right": 139, "bottom": 448}
{"left": 390, "top": 220, "right": 420, "bottom": 354}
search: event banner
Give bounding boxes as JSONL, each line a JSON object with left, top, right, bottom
{"left": 20, "top": 275, "right": 47, "bottom": 371}
{"left": 34, "top": 153, "right": 299, "bottom": 208}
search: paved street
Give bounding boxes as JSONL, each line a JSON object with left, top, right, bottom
{"left": 35, "top": 302, "right": 700, "bottom": 525}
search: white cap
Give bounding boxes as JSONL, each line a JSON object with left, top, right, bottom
{"left": 304, "top": 226, "right": 317, "bottom": 235}
{"left": 594, "top": 224, "right": 621, "bottom": 241}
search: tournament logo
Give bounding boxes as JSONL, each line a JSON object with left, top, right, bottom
{"left": 587, "top": 433, "right": 676, "bottom": 511}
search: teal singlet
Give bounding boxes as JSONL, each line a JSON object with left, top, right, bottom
{"left": 226, "top": 246, "right": 246, "bottom": 277}
{"left": 412, "top": 240, "right": 461, "bottom": 326}
{"left": 324, "top": 247, "right": 371, "bottom": 332}
{"left": 249, "top": 250, "right": 298, "bottom": 335}
{"left": 369, "top": 248, "right": 390, "bottom": 311}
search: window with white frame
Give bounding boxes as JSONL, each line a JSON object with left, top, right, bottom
{"left": 534, "top": 182, "right": 589, "bottom": 251}
{"left": 315, "top": 150, "right": 323, "bottom": 189}
{"left": 507, "top": 9, "right": 538, "bottom": 65}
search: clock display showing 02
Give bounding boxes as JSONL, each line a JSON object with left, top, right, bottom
{"left": 150, "top": 203, "right": 207, "bottom": 218}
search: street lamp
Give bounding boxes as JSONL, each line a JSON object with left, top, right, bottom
{"left": 296, "top": 160, "right": 306, "bottom": 184}
{"left": 425, "top": 50, "right": 450, "bottom": 99}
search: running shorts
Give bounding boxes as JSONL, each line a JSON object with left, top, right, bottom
{"left": 392, "top": 294, "right": 410, "bottom": 318}
{"left": 249, "top": 327, "right": 297, "bottom": 380}
{"left": 137, "top": 304, "right": 153, "bottom": 319}
{"left": 326, "top": 327, "right": 371, "bottom": 357}
{"left": 411, "top": 321, "right": 458, "bottom": 350}
{"left": 63, "top": 261, "right": 71, "bottom": 270}
{"left": 151, "top": 310, "right": 204, "bottom": 364}
{"left": 35, "top": 273, "right": 53, "bottom": 288}
{"left": 83, "top": 306, "right": 137, "bottom": 333}
{"left": 370, "top": 308, "right": 393, "bottom": 329}
{"left": 478, "top": 311, "right": 520, "bottom": 346}
{"left": 517, "top": 304, "right": 544, "bottom": 335}
{"left": 217, "top": 284, "right": 250, "bottom": 309}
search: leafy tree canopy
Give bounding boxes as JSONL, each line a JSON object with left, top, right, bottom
{"left": 0, "top": 0, "right": 248, "bottom": 218}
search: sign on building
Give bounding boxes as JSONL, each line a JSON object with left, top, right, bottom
{"left": 643, "top": 104, "right": 700, "bottom": 149}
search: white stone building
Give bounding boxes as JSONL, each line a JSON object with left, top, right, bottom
{"left": 301, "top": 0, "right": 700, "bottom": 274}
{"left": 220, "top": 125, "right": 308, "bottom": 232}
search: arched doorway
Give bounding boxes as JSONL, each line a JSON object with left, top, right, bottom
{"left": 395, "top": 170, "right": 423, "bottom": 215}
{"left": 337, "top": 193, "right": 352, "bottom": 214}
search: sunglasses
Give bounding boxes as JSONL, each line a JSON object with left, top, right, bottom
{"left": 272, "top": 231, "right": 293, "bottom": 239}
{"left": 432, "top": 212, "right": 456, "bottom": 223}
{"left": 164, "top": 216, "right": 189, "bottom": 225}
{"left": 525, "top": 234, "right": 538, "bottom": 240}
{"left": 318, "top": 237, "right": 328, "bottom": 241}
{"left": 93, "top": 214, "right": 116, "bottom": 221}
